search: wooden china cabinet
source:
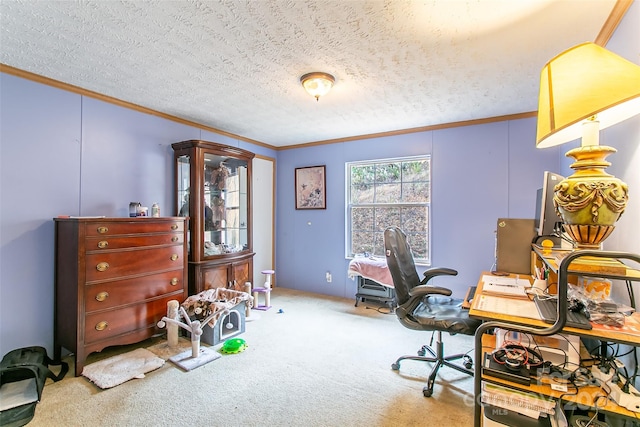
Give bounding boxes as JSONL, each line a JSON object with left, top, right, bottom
{"left": 171, "top": 140, "right": 255, "bottom": 295}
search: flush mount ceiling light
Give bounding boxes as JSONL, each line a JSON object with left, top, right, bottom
{"left": 300, "top": 72, "right": 335, "bottom": 101}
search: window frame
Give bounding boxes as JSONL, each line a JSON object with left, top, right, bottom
{"left": 345, "top": 155, "right": 431, "bottom": 265}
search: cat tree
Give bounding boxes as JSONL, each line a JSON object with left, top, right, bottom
{"left": 157, "top": 288, "right": 252, "bottom": 371}
{"left": 157, "top": 301, "right": 221, "bottom": 371}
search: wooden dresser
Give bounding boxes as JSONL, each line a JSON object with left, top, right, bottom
{"left": 53, "top": 217, "right": 188, "bottom": 376}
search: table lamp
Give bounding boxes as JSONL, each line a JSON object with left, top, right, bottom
{"left": 536, "top": 42, "right": 640, "bottom": 248}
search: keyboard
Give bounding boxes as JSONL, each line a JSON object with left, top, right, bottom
{"left": 533, "top": 296, "right": 592, "bottom": 330}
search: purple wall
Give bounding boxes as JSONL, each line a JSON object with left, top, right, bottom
{"left": 275, "top": 120, "right": 561, "bottom": 300}
{"left": 0, "top": 74, "right": 275, "bottom": 357}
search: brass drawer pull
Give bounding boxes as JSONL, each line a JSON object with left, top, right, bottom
{"left": 95, "top": 321, "right": 108, "bottom": 331}
{"left": 170, "top": 278, "right": 179, "bottom": 286}
{"left": 171, "top": 236, "right": 178, "bottom": 242}
{"left": 97, "top": 240, "right": 108, "bottom": 249}
{"left": 96, "top": 262, "right": 109, "bottom": 272}
{"left": 171, "top": 224, "right": 178, "bottom": 230}
{"left": 170, "top": 254, "right": 179, "bottom": 261}
{"left": 97, "top": 226, "right": 109, "bottom": 234}
{"left": 95, "top": 291, "right": 109, "bottom": 302}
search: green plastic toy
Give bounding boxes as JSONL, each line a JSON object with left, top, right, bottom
{"left": 220, "top": 338, "right": 247, "bottom": 354}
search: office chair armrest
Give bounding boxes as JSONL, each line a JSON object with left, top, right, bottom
{"left": 409, "top": 284, "right": 452, "bottom": 298}
{"left": 398, "top": 285, "right": 452, "bottom": 319}
{"left": 419, "top": 267, "right": 458, "bottom": 285}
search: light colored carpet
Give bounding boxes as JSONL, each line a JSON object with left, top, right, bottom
{"left": 81, "top": 348, "right": 165, "bottom": 389}
{"left": 30, "top": 288, "right": 477, "bottom": 426}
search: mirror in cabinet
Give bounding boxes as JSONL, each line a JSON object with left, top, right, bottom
{"left": 172, "top": 140, "right": 255, "bottom": 295}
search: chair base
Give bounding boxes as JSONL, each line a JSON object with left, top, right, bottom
{"left": 391, "top": 331, "right": 474, "bottom": 397}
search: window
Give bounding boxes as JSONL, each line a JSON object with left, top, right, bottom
{"left": 346, "top": 155, "right": 431, "bottom": 265}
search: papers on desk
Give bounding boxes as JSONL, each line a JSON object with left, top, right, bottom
{"left": 482, "top": 275, "right": 529, "bottom": 298}
{"left": 473, "top": 274, "right": 541, "bottom": 320}
{"left": 475, "top": 294, "right": 542, "bottom": 320}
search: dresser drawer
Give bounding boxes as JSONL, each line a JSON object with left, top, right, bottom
{"left": 85, "top": 270, "right": 185, "bottom": 312}
{"left": 85, "top": 233, "right": 183, "bottom": 251}
{"left": 84, "top": 293, "right": 181, "bottom": 344}
{"left": 85, "top": 246, "right": 184, "bottom": 282}
{"left": 84, "top": 220, "right": 184, "bottom": 237}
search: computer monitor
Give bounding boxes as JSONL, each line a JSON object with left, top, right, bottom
{"left": 534, "top": 171, "right": 564, "bottom": 237}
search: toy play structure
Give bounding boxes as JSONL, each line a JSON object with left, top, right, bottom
{"left": 157, "top": 288, "right": 252, "bottom": 371}
{"left": 157, "top": 302, "right": 221, "bottom": 371}
{"left": 252, "top": 269, "right": 275, "bottom": 310}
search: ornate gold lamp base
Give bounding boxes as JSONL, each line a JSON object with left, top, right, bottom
{"left": 553, "top": 145, "right": 628, "bottom": 249}
{"left": 562, "top": 224, "right": 615, "bottom": 249}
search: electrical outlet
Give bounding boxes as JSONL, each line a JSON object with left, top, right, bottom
{"left": 326, "top": 272, "right": 332, "bottom": 283}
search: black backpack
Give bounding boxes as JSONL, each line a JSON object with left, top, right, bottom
{"left": 0, "top": 346, "right": 68, "bottom": 426}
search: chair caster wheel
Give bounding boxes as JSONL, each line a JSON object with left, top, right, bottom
{"left": 391, "top": 363, "right": 400, "bottom": 370}
{"left": 423, "top": 388, "right": 433, "bottom": 397}
{"left": 463, "top": 355, "right": 473, "bottom": 370}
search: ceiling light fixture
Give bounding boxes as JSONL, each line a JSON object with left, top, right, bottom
{"left": 300, "top": 72, "right": 335, "bottom": 101}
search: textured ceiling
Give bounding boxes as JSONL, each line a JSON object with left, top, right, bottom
{"left": 0, "top": 0, "right": 620, "bottom": 147}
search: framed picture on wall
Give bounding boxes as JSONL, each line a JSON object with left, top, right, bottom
{"left": 295, "top": 165, "right": 326, "bottom": 210}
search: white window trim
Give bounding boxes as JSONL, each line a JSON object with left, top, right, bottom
{"left": 345, "top": 155, "right": 431, "bottom": 265}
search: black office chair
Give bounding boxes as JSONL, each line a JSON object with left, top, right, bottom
{"left": 384, "top": 226, "right": 481, "bottom": 397}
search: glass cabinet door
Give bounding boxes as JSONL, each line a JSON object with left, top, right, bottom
{"left": 173, "top": 141, "right": 252, "bottom": 260}
{"left": 220, "top": 158, "right": 248, "bottom": 251}
{"left": 202, "top": 154, "right": 249, "bottom": 257}
{"left": 176, "top": 154, "right": 191, "bottom": 253}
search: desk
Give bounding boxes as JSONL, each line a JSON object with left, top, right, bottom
{"left": 470, "top": 274, "right": 640, "bottom": 346}
{"left": 470, "top": 250, "right": 640, "bottom": 427}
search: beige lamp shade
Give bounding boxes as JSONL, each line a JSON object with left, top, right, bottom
{"left": 536, "top": 42, "right": 640, "bottom": 148}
